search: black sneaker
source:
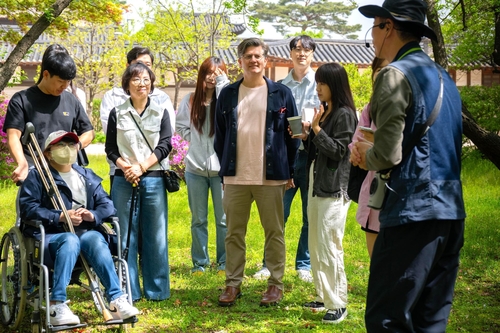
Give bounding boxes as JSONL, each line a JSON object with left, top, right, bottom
{"left": 303, "top": 301, "right": 326, "bottom": 311}
{"left": 322, "top": 308, "right": 347, "bottom": 324}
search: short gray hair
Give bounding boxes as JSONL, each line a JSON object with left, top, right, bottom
{"left": 237, "top": 38, "right": 269, "bottom": 58}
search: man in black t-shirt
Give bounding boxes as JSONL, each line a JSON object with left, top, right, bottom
{"left": 3, "top": 44, "right": 94, "bottom": 184}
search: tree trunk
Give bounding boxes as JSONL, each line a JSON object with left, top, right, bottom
{"left": 174, "top": 79, "right": 183, "bottom": 110}
{"left": 462, "top": 103, "right": 500, "bottom": 169}
{"left": 0, "top": 0, "right": 73, "bottom": 91}
{"left": 493, "top": 4, "right": 500, "bottom": 66}
{"left": 426, "top": 0, "right": 500, "bottom": 170}
{"left": 426, "top": 0, "right": 448, "bottom": 68}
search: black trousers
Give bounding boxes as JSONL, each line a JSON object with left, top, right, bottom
{"left": 365, "top": 219, "right": 464, "bottom": 333}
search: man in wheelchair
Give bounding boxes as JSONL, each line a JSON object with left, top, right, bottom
{"left": 18, "top": 130, "right": 139, "bottom": 326}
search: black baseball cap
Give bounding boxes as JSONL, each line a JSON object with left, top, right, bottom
{"left": 359, "top": 0, "right": 437, "bottom": 41}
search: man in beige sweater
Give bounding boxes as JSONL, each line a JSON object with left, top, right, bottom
{"left": 214, "top": 38, "right": 300, "bottom": 307}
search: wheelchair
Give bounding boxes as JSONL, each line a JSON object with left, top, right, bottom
{"left": 0, "top": 217, "right": 138, "bottom": 332}
{"left": 0, "top": 123, "right": 138, "bottom": 332}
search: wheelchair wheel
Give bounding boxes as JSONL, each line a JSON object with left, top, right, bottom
{"left": 0, "top": 227, "right": 28, "bottom": 329}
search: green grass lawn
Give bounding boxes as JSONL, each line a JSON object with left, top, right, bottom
{"left": 1, "top": 150, "right": 499, "bottom": 332}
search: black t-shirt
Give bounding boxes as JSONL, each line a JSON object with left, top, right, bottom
{"left": 3, "top": 86, "right": 93, "bottom": 156}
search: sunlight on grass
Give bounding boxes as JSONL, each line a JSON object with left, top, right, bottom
{"left": 1, "top": 150, "right": 499, "bottom": 332}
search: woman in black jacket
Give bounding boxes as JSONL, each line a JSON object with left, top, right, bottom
{"left": 299, "top": 63, "right": 357, "bottom": 324}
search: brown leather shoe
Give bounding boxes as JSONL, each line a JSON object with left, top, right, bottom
{"left": 218, "top": 286, "right": 241, "bottom": 307}
{"left": 259, "top": 285, "right": 283, "bottom": 306}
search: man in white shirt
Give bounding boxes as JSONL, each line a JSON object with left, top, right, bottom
{"left": 253, "top": 35, "right": 319, "bottom": 283}
{"left": 100, "top": 47, "right": 175, "bottom": 189}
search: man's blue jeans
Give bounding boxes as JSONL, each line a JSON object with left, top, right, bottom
{"left": 185, "top": 171, "right": 227, "bottom": 271}
{"left": 49, "top": 231, "right": 122, "bottom": 302}
{"left": 112, "top": 175, "right": 170, "bottom": 301}
{"left": 262, "top": 149, "right": 310, "bottom": 271}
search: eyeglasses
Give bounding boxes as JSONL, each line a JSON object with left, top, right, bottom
{"left": 51, "top": 142, "right": 78, "bottom": 150}
{"left": 131, "top": 78, "right": 151, "bottom": 86}
{"left": 241, "top": 54, "right": 265, "bottom": 61}
{"left": 293, "top": 47, "right": 313, "bottom": 55}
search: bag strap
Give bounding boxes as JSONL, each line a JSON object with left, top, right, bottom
{"left": 380, "top": 64, "right": 444, "bottom": 176}
{"left": 128, "top": 111, "right": 165, "bottom": 171}
{"left": 401, "top": 64, "right": 444, "bottom": 158}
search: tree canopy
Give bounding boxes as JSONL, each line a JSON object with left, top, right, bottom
{"left": 52, "top": 23, "right": 130, "bottom": 113}
{"left": 249, "top": 0, "right": 361, "bottom": 39}
{"left": 438, "top": 0, "right": 499, "bottom": 69}
{"left": 0, "top": 0, "right": 125, "bottom": 44}
{"left": 0, "top": 0, "right": 126, "bottom": 91}
{"left": 135, "top": 0, "right": 238, "bottom": 107}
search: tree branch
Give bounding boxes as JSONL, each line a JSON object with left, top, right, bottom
{"left": 0, "top": 0, "right": 73, "bottom": 91}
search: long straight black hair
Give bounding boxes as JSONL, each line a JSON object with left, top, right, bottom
{"left": 315, "top": 63, "right": 356, "bottom": 116}
{"left": 190, "top": 56, "right": 227, "bottom": 137}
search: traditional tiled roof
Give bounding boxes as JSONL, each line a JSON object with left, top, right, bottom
{"left": 263, "top": 38, "right": 375, "bottom": 66}
{"left": 212, "top": 39, "right": 376, "bottom": 66}
{"left": 3, "top": 38, "right": 378, "bottom": 67}
{"left": 192, "top": 13, "right": 247, "bottom": 36}
{"left": 0, "top": 42, "right": 46, "bottom": 65}
{"left": 0, "top": 19, "right": 493, "bottom": 69}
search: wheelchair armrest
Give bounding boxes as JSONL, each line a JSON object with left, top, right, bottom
{"left": 102, "top": 216, "right": 120, "bottom": 234}
{"left": 103, "top": 216, "right": 119, "bottom": 224}
{"left": 23, "top": 219, "right": 43, "bottom": 228}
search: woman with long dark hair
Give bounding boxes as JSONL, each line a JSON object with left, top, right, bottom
{"left": 298, "top": 63, "right": 357, "bottom": 324}
{"left": 176, "top": 56, "right": 229, "bottom": 274}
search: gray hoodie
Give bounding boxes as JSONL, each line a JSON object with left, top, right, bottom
{"left": 176, "top": 75, "right": 229, "bottom": 177}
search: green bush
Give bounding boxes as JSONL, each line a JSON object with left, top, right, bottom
{"left": 0, "top": 95, "right": 14, "bottom": 181}
{"left": 459, "top": 86, "right": 500, "bottom": 133}
{"left": 343, "top": 63, "right": 373, "bottom": 111}
{"left": 93, "top": 131, "right": 106, "bottom": 144}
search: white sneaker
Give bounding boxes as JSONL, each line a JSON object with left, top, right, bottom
{"left": 252, "top": 267, "right": 271, "bottom": 280}
{"left": 109, "top": 294, "right": 140, "bottom": 320}
{"left": 297, "top": 269, "right": 313, "bottom": 283}
{"left": 49, "top": 301, "right": 80, "bottom": 326}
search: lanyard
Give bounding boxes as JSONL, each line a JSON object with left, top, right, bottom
{"left": 397, "top": 47, "right": 421, "bottom": 61}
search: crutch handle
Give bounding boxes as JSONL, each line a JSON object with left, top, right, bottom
{"left": 21, "top": 122, "right": 35, "bottom": 145}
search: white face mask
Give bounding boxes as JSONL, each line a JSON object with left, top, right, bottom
{"left": 50, "top": 146, "right": 78, "bottom": 165}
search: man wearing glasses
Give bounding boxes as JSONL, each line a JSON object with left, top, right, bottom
{"left": 253, "top": 35, "right": 318, "bottom": 283}
{"left": 214, "top": 38, "right": 300, "bottom": 307}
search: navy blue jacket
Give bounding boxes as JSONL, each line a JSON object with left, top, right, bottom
{"left": 214, "top": 77, "right": 300, "bottom": 180}
{"left": 19, "top": 164, "right": 116, "bottom": 239}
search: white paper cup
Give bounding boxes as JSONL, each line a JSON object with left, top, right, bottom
{"left": 288, "top": 116, "right": 302, "bottom": 136}
{"left": 302, "top": 108, "right": 315, "bottom": 123}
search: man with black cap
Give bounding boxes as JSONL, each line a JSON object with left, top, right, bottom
{"left": 351, "top": 0, "right": 466, "bottom": 331}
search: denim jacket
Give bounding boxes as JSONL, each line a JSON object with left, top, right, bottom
{"left": 214, "top": 77, "right": 300, "bottom": 180}
{"left": 19, "top": 164, "right": 116, "bottom": 239}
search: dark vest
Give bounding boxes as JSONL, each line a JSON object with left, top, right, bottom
{"left": 380, "top": 50, "right": 466, "bottom": 227}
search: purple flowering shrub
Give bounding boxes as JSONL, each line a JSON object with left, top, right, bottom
{"left": 0, "top": 95, "right": 14, "bottom": 180}
{"left": 169, "top": 110, "right": 189, "bottom": 179}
